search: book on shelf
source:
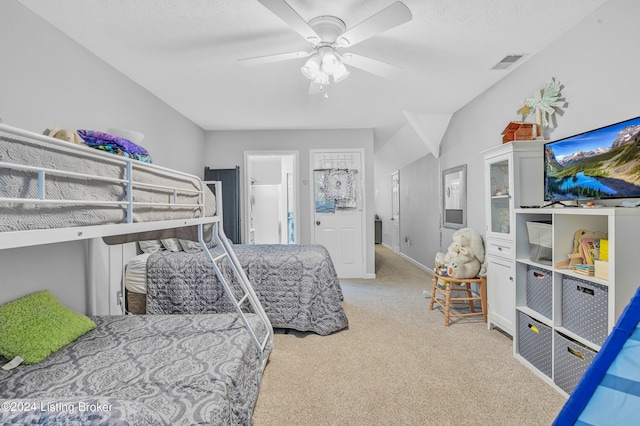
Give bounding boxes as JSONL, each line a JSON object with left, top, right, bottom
{"left": 570, "top": 263, "right": 595, "bottom": 276}
{"left": 580, "top": 238, "right": 600, "bottom": 265}
{"left": 600, "top": 239, "right": 609, "bottom": 261}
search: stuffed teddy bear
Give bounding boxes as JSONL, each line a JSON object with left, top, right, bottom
{"left": 446, "top": 246, "right": 482, "bottom": 279}
{"left": 44, "top": 127, "right": 82, "bottom": 144}
{"left": 451, "top": 227, "right": 485, "bottom": 264}
{"left": 434, "top": 251, "right": 447, "bottom": 275}
{"left": 434, "top": 227, "right": 485, "bottom": 279}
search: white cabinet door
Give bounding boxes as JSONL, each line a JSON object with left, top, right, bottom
{"left": 487, "top": 254, "right": 515, "bottom": 335}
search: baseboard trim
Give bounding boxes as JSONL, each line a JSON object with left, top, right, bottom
{"left": 398, "top": 252, "right": 434, "bottom": 274}
{"left": 377, "top": 243, "right": 434, "bottom": 275}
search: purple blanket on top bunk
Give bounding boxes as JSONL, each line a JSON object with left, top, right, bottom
{"left": 77, "top": 129, "right": 152, "bottom": 163}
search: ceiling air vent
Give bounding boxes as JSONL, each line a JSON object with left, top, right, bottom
{"left": 492, "top": 54, "right": 524, "bottom": 70}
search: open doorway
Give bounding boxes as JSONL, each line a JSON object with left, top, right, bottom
{"left": 244, "top": 151, "right": 298, "bottom": 245}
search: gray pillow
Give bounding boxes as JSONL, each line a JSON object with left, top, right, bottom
{"left": 179, "top": 238, "right": 217, "bottom": 252}
{"left": 138, "top": 240, "right": 163, "bottom": 253}
{"left": 161, "top": 238, "right": 182, "bottom": 252}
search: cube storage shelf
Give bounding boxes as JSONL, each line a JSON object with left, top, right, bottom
{"left": 514, "top": 207, "right": 640, "bottom": 395}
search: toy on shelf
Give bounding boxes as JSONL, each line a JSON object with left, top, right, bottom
{"left": 555, "top": 229, "right": 608, "bottom": 273}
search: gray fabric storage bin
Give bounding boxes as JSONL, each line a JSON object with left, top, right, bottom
{"left": 562, "top": 276, "right": 609, "bottom": 346}
{"left": 526, "top": 266, "right": 553, "bottom": 320}
{"left": 554, "top": 331, "right": 598, "bottom": 394}
{"left": 526, "top": 221, "right": 552, "bottom": 265}
{"left": 517, "top": 310, "right": 552, "bottom": 378}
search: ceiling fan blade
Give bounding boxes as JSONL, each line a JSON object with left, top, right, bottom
{"left": 258, "top": 0, "right": 320, "bottom": 43}
{"left": 337, "top": 1, "right": 412, "bottom": 47}
{"left": 308, "top": 82, "right": 325, "bottom": 95}
{"left": 239, "top": 50, "right": 311, "bottom": 66}
{"left": 340, "top": 53, "right": 403, "bottom": 79}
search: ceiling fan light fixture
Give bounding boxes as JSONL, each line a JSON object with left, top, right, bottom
{"left": 301, "top": 54, "right": 321, "bottom": 80}
{"left": 317, "top": 46, "right": 339, "bottom": 75}
{"left": 332, "top": 62, "right": 350, "bottom": 83}
{"left": 313, "top": 72, "right": 330, "bottom": 86}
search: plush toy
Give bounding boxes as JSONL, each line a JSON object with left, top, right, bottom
{"left": 434, "top": 251, "right": 447, "bottom": 275}
{"left": 44, "top": 127, "right": 82, "bottom": 144}
{"left": 446, "top": 246, "right": 482, "bottom": 279}
{"left": 451, "top": 227, "right": 485, "bottom": 264}
{"left": 434, "top": 227, "right": 485, "bottom": 279}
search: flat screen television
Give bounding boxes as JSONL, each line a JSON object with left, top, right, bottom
{"left": 544, "top": 116, "right": 640, "bottom": 204}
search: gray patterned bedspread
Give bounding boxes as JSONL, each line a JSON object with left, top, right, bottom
{"left": 0, "top": 314, "right": 269, "bottom": 426}
{"left": 146, "top": 244, "right": 349, "bottom": 336}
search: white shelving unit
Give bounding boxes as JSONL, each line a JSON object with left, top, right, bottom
{"left": 482, "top": 142, "right": 544, "bottom": 336}
{"left": 514, "top": 207, "right": 640, "bottom": 394}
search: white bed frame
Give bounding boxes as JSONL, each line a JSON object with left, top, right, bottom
{"left": 0, "top": 123, "right": 272, "bottom": 370}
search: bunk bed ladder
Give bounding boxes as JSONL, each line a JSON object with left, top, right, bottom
{"left": 198, "top": 223, "right": 273, "bottom": 372}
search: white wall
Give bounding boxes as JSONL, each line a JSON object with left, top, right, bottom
{"left": 0, "top": 1, "right": 205, "bottom": 312}
{"left": 205, "top": 129, "right": 376, "bottom": 277}
{"left": 376, "top": 0, "right": 640, "bottom": 266}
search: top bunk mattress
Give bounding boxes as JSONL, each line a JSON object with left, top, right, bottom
{"left": 0, "top": 124, "right": 216, "bottom": 245}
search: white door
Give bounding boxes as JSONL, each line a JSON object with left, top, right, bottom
{"left": 311, "top": 150, "right": 365, "bottom": 278}
{"left": 391, "top": 171, "right": 400, "bottom": 253}
{"left": 252, "top": 184, "right": 282, "bottom": 244}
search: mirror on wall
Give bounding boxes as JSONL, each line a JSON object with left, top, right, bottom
{"left": 442, "top": 164, "right": 467, "bottom": 229}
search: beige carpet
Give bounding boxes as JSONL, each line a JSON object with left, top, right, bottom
{"left": 253, "top": 245, "right": 566, "bottom": 425}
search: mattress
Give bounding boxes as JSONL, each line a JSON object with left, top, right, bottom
{"left": 129, "top": 244, "right": 348, "bottom": 335}
{"left": 0, "top": 313, "right": 270, "bottom": 425}
{"left": 0, "top": 125, "right": 215, "bottom": 243}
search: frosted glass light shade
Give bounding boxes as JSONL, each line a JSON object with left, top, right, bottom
{"left": 313, "top": 72, "right": 330, "bottom": 85}
{"left": 332, "top": 62, "right": 350, "bottom": 83}
{"left": 321, "top": 51, "right": 339, "bottom": 75}
{"left": 301, "top": 55, "right": 321, "bottom": 80}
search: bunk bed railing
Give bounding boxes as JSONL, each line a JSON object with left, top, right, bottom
{"left": 0, "top": 123, "right": 212, "bottom": 248}
{"left": 0, "top": 123, "right": 272, "bottom": 370}
{"left": 0, "top": 157, "right": 207, "bottom": 223}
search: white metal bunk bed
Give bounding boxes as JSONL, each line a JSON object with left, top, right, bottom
{"left": 0, "top": 123, "right": 273, "bottom": 423}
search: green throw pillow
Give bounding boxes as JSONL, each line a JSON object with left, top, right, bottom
{"left": 0, "top": 291, "right": 96, "bottom": 364}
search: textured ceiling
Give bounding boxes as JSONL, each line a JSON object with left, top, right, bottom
{"left": 18, "top": 0, "right": 609, "bottom": 134}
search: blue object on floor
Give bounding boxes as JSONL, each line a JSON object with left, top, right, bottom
{"left": 553, "top": 286, "right": 640, "bottom": 426}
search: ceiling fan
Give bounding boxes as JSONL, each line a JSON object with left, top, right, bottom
{"left": 239, "top": 0, "right": 412, "bottom": 95}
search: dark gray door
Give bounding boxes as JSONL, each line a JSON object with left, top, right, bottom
{"left": 204, "top": 166, "right": 241, "bottom": 243}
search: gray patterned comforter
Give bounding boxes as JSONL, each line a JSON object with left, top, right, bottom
{"left": 0, "top": 314, "right": 269, "bottom": 426}
{"left": 146, "top": 244, "right": 349, "bottom": 335}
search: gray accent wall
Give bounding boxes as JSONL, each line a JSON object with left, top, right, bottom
{"left": 398, "top": 155, "right": 440, "bottom": 269}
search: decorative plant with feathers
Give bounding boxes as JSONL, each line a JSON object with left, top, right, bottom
{"left": 517, "top": 78, "right": 567, "bottom": 127}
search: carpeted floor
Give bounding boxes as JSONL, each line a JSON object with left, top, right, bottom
{"left": 253, "top": 245, "right": 566, "bottom": 425}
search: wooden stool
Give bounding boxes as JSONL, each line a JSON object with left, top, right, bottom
{"left": 429, "top": 273, "right": 487, "bottom": 326}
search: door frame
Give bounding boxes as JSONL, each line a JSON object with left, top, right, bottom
{"left": 391, "top": 170, "right": 401, "bottom": 253}
{"left": 309, "top": 148, "right": 367, "bottom": 278}
{"left": 243, "top": 150, "right": 299, "bottom": 245}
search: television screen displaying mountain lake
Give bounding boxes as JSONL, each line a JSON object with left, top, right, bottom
{"left": 559, "top": 172, "right": 617, "bottom": 195}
